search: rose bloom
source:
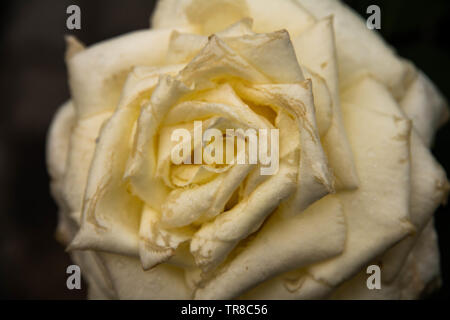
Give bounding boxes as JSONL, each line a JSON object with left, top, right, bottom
{"left": 47, "top": 0, "right": 449, "bottom": 299}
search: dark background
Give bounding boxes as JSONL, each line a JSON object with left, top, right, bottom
{"left": 0, "top": 0, "right": 449, "bottom": 299}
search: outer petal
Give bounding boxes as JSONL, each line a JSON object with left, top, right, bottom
{"left": 241, "top": 270, "right": 331, "bottom": 300}
{"left": 380, "top": 131, "right": 448, "bottom": 282}
{"left": 69, "top": 105, "right": 143, "bottom": 256}
{"left": 152, "top": 0, "right": 249, "bottom": 34}
{"left": 331, "top": 219, "right": 441, "bottom": 300}
{"left": 47, "top": 101, "right": 77, "bottom": 242}
{"left": 195, "top": 196, "right": 346, "bottom": 299}
{"left": 307, "top": 76, "right": 415, "bottom": 288}
{"left": 62, "top": 111, "right": 112, "bottom": 221}
{"left": 293, "top": 17, "right": 358, "bottom": 190}
{"left": 297, "top": 0, "right": 415, "bottom": 99}
{"left": 71, "top": 250, "right": 117, "bottom": 299}
{"left": 240, "top": 76, "right": 417, "bottom": 299}
{"left": 152, "top": 0, "right": 315, "bottom": 37}
{"left": 400, "top": 71, "right": 449, "bottom": 147}
{"left": 47, "top": 101, "right": 75, "bottom": 183}
{"left": 96, "top": 253, "right": 192, "bottom": 299}
{"left": 67, "top": 29, "right": 180, "bottom": 118}
{"left": 71, "top": 70, "right": 191, "bottom": 256}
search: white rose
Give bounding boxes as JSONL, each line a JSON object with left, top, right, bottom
{"left": 47, "top": 0, "right": 449, "bottom": 299}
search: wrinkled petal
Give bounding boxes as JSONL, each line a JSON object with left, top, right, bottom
{"left": 307, "top": 76, "right": 415, "bottom": 287}
{"left": 195, "top": 196, "right": 346, "bottom": 299}
{"left": 152, "top": 0, "right": 315, "bottom": 36}
{"left": 400, "top": 71, "right": 449, "bottom": 146}
{"left": 235, "top": 82, "right": 335, "bottom": 215}
{"left": 293, "top": 17, "right": 358, "bottom": 190}
{"left": 331, "top": 219, "right": 441, "bottom": 300}
{"left": 381, "top": 131, "right": 448, "bottom": 282}
{"left": 297, "top": 0, "right": 415, "bottom": 99}
{"left": 97, "top": 252, "right": 192, "bottom": 299}
{"left": 68, "top": 29, "right": 180, "bottom": 118}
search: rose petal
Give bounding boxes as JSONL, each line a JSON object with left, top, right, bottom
{"left": 307, "top": 76, "right": 415, "bottom": 287}
{"left": 69, "top": 105, "right": 143, "bottom": 256}
{"left": 297, "top": 0, "right": 415, "bottom": 99}
{"left": 152, "top": 0, "right": 315, "bottom": 37}
{"left": 236, "top": 82, "right": 335, "bottom": 215}
{"left": 330, "top": 219, "right": 441, "bottom": 299}
{"left": 381, "top": 131, "right": 448, "bottom": 282}
{"left": 139, "top": 205, "right": 194, "bottom": 270}
{"left": 96, "top": 252, "right": 191, "bottom": 299}
{"left": 62, "top": 111, "right": 112, "bottom": 221}
{"left": 293, "top": 17, "right": 359, "bottom": 190}
{"left": 68, "top": 29, "right": 180, "bottom": 118}
{"left": 194, "top": 195, "right": 346, "bottom": 299}
{"left": 400, "top": 71, "right": 449, "bottom": 147}
{"left": 222, "top": 30, "right": 305, "bottom": 83}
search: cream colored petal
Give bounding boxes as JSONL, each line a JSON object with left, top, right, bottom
{"left": 405, "top": 134, "right": 448, "bottom": 228}
{"left": 47, "top": 101, "right": 78, "bottom": 244}
{"left": 62, "top": 111, "right": 113, "bottom": 221}
{"left": 96, "top": 252, "right": 192, "bottom": 299}
{"left": 183, "top": 0, "right": 250, "bottom": 35}
{"left": 69, "top": 105, "right": 143, "bottom": 256}
{"left": 152, "top": 0, "right": 315, "bottom": 37}
{"left": 192, "top": 82, "right": 250, "bottom": 109}
{"left": 166, "top": 19, "right": 255, "bottom": 65}
{"left": 151, "top": 0, "right": 196, "bottom": 31}
{"left": 125, "top": 76, "right": 191, "bottom": 210}
{"left": 164, "top": 87, "right": 272, "bottom": 129}
{"left": 245, "top": 0, "right": 315, "bottom": 36}
{"left": 65, "top": 35, "right": 85, "bottom": 61}
{"left": 241, "top": 272, "right": 332, "bottom": 300}
{"left": 69, "top": 67, "right": 182, "bottom": 248}
{"left": 190, "top": 156, "right": 297, "bottom": 273}
{"left": 293, "top": 17, "right": 358, "bottom": 190}
{"left": 398, "top": 218, "right": 441, "bottom": 299}
{"left": 293, "top": 18, "right": 339, "bottom": 100}
{"left": 170, "top": 165, "right": 219, "bottom": 187}
{"left": 400, "top": 71, "right": 449, "bottom": 147}
{"left": 156, "top": 117, "right": 240, "bottom": 190}
{"left": 191, "top": 83, "right": 329, "bottom": 270}
{"left": 215, "top": 17, "right": 254, "bottom": 37}
{"left": 330, "top": 219, "right": 441, "bottom": 300}
{"left": 178, "top": 35, "right": 270, "bottom": 88}
{"left": 168, "top": 22, "right": 305, "bottom": 87}
{"left": 126, "top": 33, "right": 281, "bottom": 210}
{"left": 169, "top": 27, "right": 306, "bottom": 85}
{"left": 301, "top": 68, "right": 332, "bottom": 137}
{"left": 70, "top": 68, "right": 171, "bottom": 255}
{"left": 247, "top": 77, "right": 419, "bottom": 300}
{"left": 380, "top": 130, "right": 448, "bottom": 283}
{"left": 236, "top": 82, "right": 335, "bottom": 216}
{"left": 139, "top": 206, "right": 194, "bottom": 270}
{"left": 67, "top": 28, "right": 179, "bottom": 118}
{"left": 222, "top": 30, "right": 304, "bottom": 83}
{"left": 87, "top": 282, "right": 109, "bottom": 300}
{"left": 195, "top": 196, "right": 346, "bottom": 299}
{"left": 297, "top": 0, "right": 415, "bottom": 99}
{"left": 307, "top": 76, "right": 415, "bottom": 288}
{"left": 47, "top": 101, "right": 75, "bottom": 184}
{"left": 166, "top": 31, "right": 208, "bottom": 64}
{"left": 161, "top": 163, "right": 254, "bottom": 228}
{"left": 164, "top": 101, "right": 270, "bottom": 130}
{"left": 71, "top": 250, "right": 117, "bottom": 299}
